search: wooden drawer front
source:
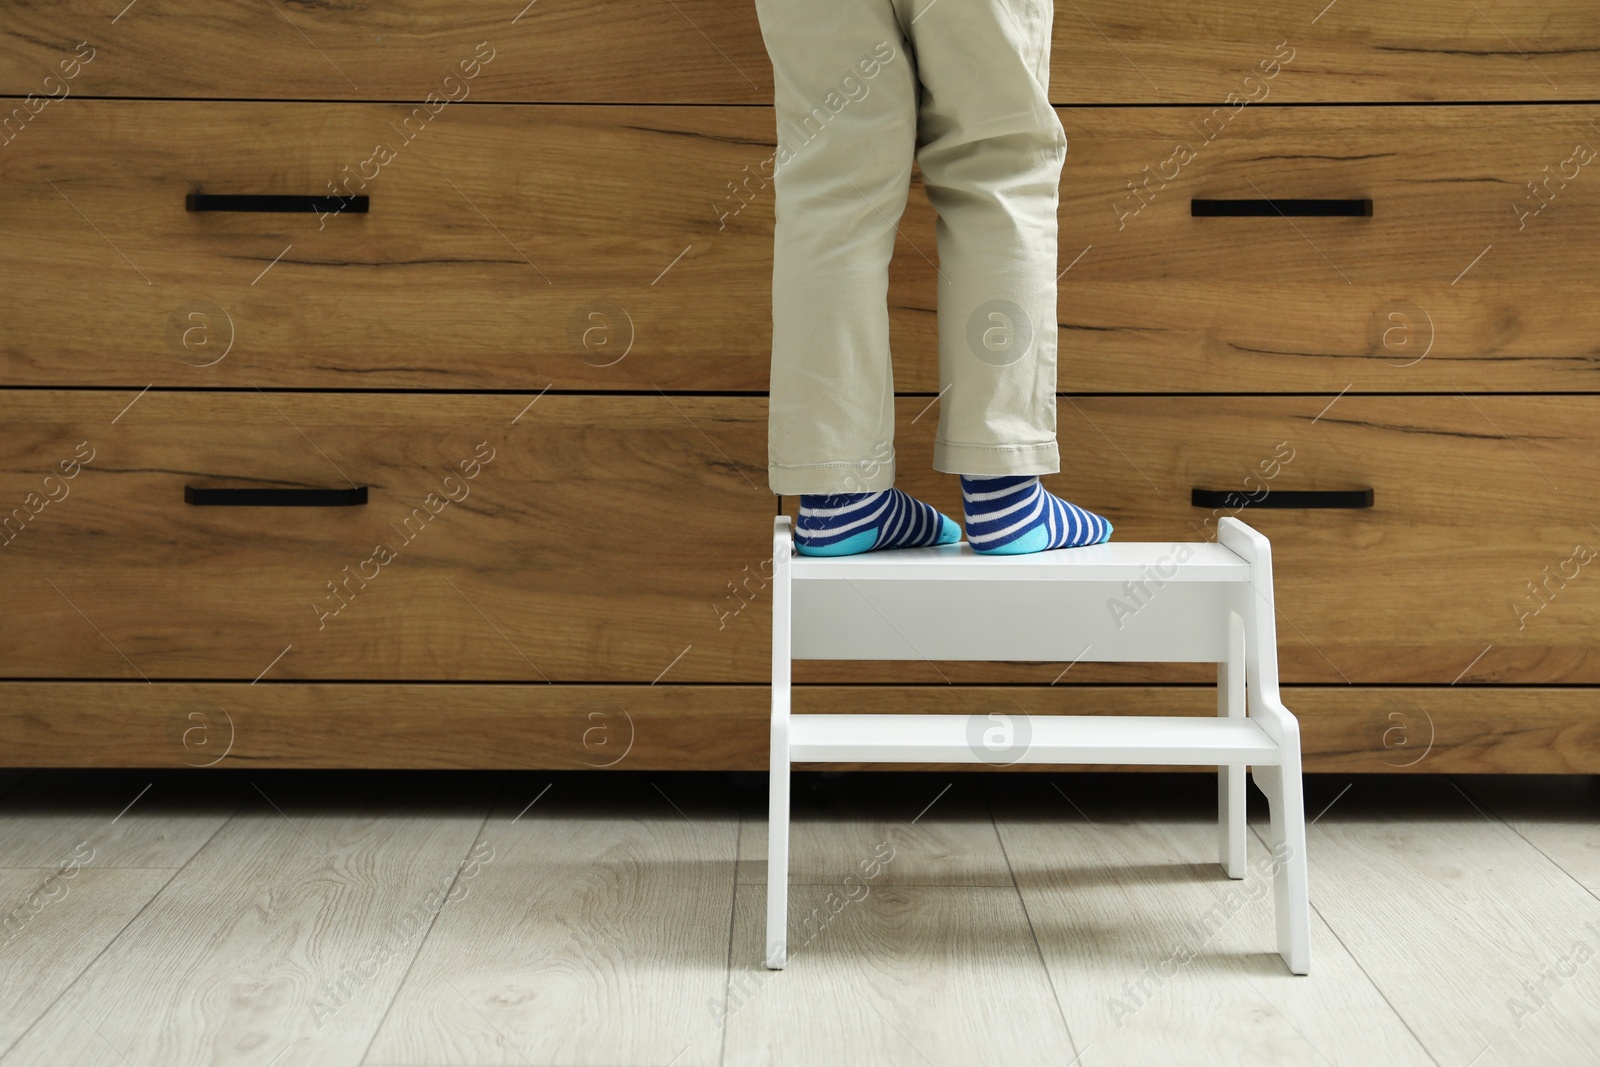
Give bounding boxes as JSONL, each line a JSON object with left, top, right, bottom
{"left": 0, "top": 102, "right": 771, "bottom": 393}
{"left": 1058, "top": 104, "right": 1600, "bottom": 393}
{"left": 0, "top": 391, "right": 775, "bottom": 682}
{"left": 3, "top": 103, "right": 1595, "bottom": 394}
{"left": 0, "top": 1, "right": 1592, "bottom": 103}
{"left": 3, "top": 391, "right": 1595, "bottom": 687}
{"left": 783, "top": 395, "right": 1600, "bottom": 688}
{"left": 1051, "top": 2, "right": 1597, "bottom": 104}
{"left": 4, "top": 683, "right": 1599, "bottom": 773}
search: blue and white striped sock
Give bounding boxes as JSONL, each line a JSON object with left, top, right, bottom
{"left": 959, "top": 474, "right": 1112, "bottom": 554}
{"left": 795, "top": 488, "right": 962, "bottom": 556}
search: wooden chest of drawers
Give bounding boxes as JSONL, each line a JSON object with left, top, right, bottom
{"left": 2, "top": 2, "right": 1598, "bottom": 771}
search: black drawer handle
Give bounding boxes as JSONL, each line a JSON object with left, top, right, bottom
{"left": 1192, "top": 487, "right": 1373, "bottom": 509}
{"left": 185, "top": 193, "right": 369, "bottom": 215}
{"left": 1191, "top": 198, "right": 1372, "bottom": 217}
{"left": 185, "top": 486, "right": 369, "bottom": 507}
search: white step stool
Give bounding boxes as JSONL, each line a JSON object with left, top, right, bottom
{"left": 766, "top": 514, "right": 1311, "bottom": 975}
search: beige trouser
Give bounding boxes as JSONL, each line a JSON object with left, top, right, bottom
{"left": 755, "top": 0, "right": 1064, "bottom": 496}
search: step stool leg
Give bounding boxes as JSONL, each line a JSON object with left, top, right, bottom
{"left": 766, "top": 740, "right": 790, "bottom": 970}
{"left": 1218, "top": 609, "right": 1247, "bottom": 879}
{"left": 1251, "top": 761, "right": 1311, "bottom": 975}
{"left": 766, "top": 517, "right": 792, "bottom": 970}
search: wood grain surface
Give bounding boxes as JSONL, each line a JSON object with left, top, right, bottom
{"left": 4, "top": 771, "right": 1597, "bottom": 1066}
{"left": 0, "top": 771, "right": 499, "bottom": 1066}
{"left": 0, "top": 682, "right": 1595, "bottom": 772}
{"left": 3, "top": 391, "right": 1595, "bottom": 685}
{"left": 0, "top": 0, "right": 1592, "bottom": 103}
{"left": 0, "top": 104, "right": 1594, "bottom": 392}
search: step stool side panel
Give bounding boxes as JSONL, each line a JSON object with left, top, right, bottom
{"left": 1220, "top": 518, "right": 1311, "bottom": 974}
{"left": 1218, "top": 519, "right": 1297, "bottom": 748}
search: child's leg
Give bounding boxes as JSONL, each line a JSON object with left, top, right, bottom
{"left": 905, "top": 1, "right": 1113, "bottom": 552}
{"left": 904, "top": 0, "right": 1064, "bottom": 479}
{"left": 755, "top": 0, "right": 918, "bottom": 498}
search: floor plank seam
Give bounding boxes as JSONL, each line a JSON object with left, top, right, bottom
{"left": 981, "top": 776, "right": 1086, "bottom": 1063}
{"left": 716, "top": 790, "right": 743, "bottom": 1067}
{"left": 1446, "top": 774, "right": 1600, "bottom": 909}
{"left": 0, "top": 864, "right": 184, "bottom": 1066}
{"left": 357, "top": 772, "right": 509, "bottom": 1067}
{"left": 1249, "top": 800, "right": 1442, "bottom": 1065}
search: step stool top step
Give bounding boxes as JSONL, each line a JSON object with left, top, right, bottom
{"left": 788, "top": 713, "right": 1282, "bottom": 765}
{"left": 786, "top": 539, "right": 1251, "bottom": 582}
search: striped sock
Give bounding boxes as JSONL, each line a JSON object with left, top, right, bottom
{"left": 795, "top": 488, "right": 962, "bottom": 556}
{"left": 959, "top": 474, "right": 1112, "bottom": 555}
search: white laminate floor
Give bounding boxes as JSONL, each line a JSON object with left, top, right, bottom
{"left": 0, "top": 766, "right": 1596, "bottom": 1067}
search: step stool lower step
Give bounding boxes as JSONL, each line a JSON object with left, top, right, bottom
{"left": 788, "top": 713, "right": 1283, "bottom": 765}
